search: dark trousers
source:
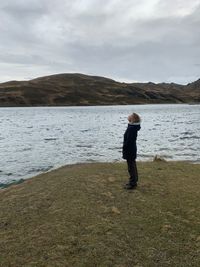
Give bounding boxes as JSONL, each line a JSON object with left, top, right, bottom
{"left": 126, "top": 159, "right": 138, "bottom": 186}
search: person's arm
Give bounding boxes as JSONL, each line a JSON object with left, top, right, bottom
{"left": 124, "top": 128, "right": 136, "bottom": 148}
{"left": 123, "top": 129, "right": 128, "bottom": 149}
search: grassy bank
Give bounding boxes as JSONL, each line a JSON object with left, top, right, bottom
{"left": 0, "top": 161, "right": 200, "bottom": 267}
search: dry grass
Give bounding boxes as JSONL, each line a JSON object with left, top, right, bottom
{"left": 0, "top": 161, "right": 200, "bottom": 267}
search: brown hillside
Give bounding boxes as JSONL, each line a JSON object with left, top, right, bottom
{"left": 0, "top": 73, "right": 199, "bottom": 106}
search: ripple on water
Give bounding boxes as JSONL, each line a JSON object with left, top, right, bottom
{"left": 21, "top": 147, "right": 32, "bottom": 151}
{"left": 180, "top": 135, "right": 200, "bottom": 140}
{"left": 27, "top": 166, "right": 53, "bottom": 174}
{"left": 76, "top": 144, "right": 93, "bottom": 148}
{"left": 80, "top": 129, "right": 91, "bottom": 132}
{"left": 158, "top": 147, "right": 171, "bottom": 151}
{"left": 5, "top": 172, "right": 13, "bottom": 176}
{"left": 108, "top": 146, "right": 122, "bottom": 150}
{"left": 44, "top": 138, "right": 58, "bottom": 141}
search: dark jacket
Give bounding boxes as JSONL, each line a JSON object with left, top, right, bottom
{"left": 122, "top": 123, "right": 141, "bottom": 160}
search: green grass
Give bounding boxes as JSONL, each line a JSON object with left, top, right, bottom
{"left": 0, "top": 161, "right": 200, "bottom": 267}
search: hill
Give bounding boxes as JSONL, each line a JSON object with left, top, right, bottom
{"left": 0, "top": 73, "right": 199, "bottom": 106}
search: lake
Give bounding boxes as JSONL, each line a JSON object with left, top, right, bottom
{"left": 0, "top": 104, "right": 200, "bottom": 185}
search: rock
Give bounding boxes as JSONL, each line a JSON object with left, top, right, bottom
{"left": 153, "top": 155, "right": 167, "bottom": 162}
{"left": 111, "top": 207, "right": 121, "bottom": 214}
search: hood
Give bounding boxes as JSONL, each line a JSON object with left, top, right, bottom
{"left": 128, "top": 123, "right": 141, "bottom": 131}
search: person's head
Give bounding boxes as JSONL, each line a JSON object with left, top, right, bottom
{"left": 128, "top": 113, "right": 141, "bottom": 124}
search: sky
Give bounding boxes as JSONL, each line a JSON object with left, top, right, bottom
{"left": 0, "top": 0, "right": 200, "bottom": 84}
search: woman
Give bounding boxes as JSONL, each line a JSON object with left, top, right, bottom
{"left": 122, "top": 113, "right": 141, "bottom": 190}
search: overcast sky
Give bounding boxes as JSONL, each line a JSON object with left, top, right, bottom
{"left": 0, "top": 0, "right": 199, "bottom": 84}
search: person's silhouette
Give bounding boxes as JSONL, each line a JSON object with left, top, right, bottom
{"left": 122, "top": 113, "right": 141, "bottom": 189}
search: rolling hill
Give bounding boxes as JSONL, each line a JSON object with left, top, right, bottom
{"left": 0, "top": 73, "right": 199, "bottom": 106}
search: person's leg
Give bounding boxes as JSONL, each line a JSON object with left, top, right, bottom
{"left": 127, "top": 159, "right": 138, "bottom": 186}
{"left": 132, "top": 160, "right": 138, "bottom": 185}
{"left": 127, "top": 159, "right": 132, "bottom": 182}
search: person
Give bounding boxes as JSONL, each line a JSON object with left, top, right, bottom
{"left": 122, "top": 113, "right": 141, "bottom": 190}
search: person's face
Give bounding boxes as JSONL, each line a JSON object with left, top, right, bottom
{"left": 128, "top": 114, "right": 134, "bottom": 123}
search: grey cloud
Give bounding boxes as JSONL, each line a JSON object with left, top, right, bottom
{"left": 0, "top": 0, "right": 199, "bottom": 83}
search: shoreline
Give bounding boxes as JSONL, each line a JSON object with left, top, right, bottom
{"left": 0, "top": 103, "right": 200, "bottom": 108}
{"left": 1, "top": 159, "right": 200, "bottom": 190}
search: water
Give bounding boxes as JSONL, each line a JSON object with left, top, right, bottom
{"left": 0, "top": 104, "right": 199, "bottom": 184}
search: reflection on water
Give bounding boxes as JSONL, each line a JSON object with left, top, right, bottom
{"left": 0, "top": 104, "right": 200, "bottom": 184}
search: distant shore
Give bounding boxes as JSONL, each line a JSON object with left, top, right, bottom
{"left": 0, "top": 102, "right": 199, "bottom": 108}
{"left": 0, "top": 73, "right": 199, "bottom": 106}
{"left": 1, "top": 161, "right": 200, "bottom": 266}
